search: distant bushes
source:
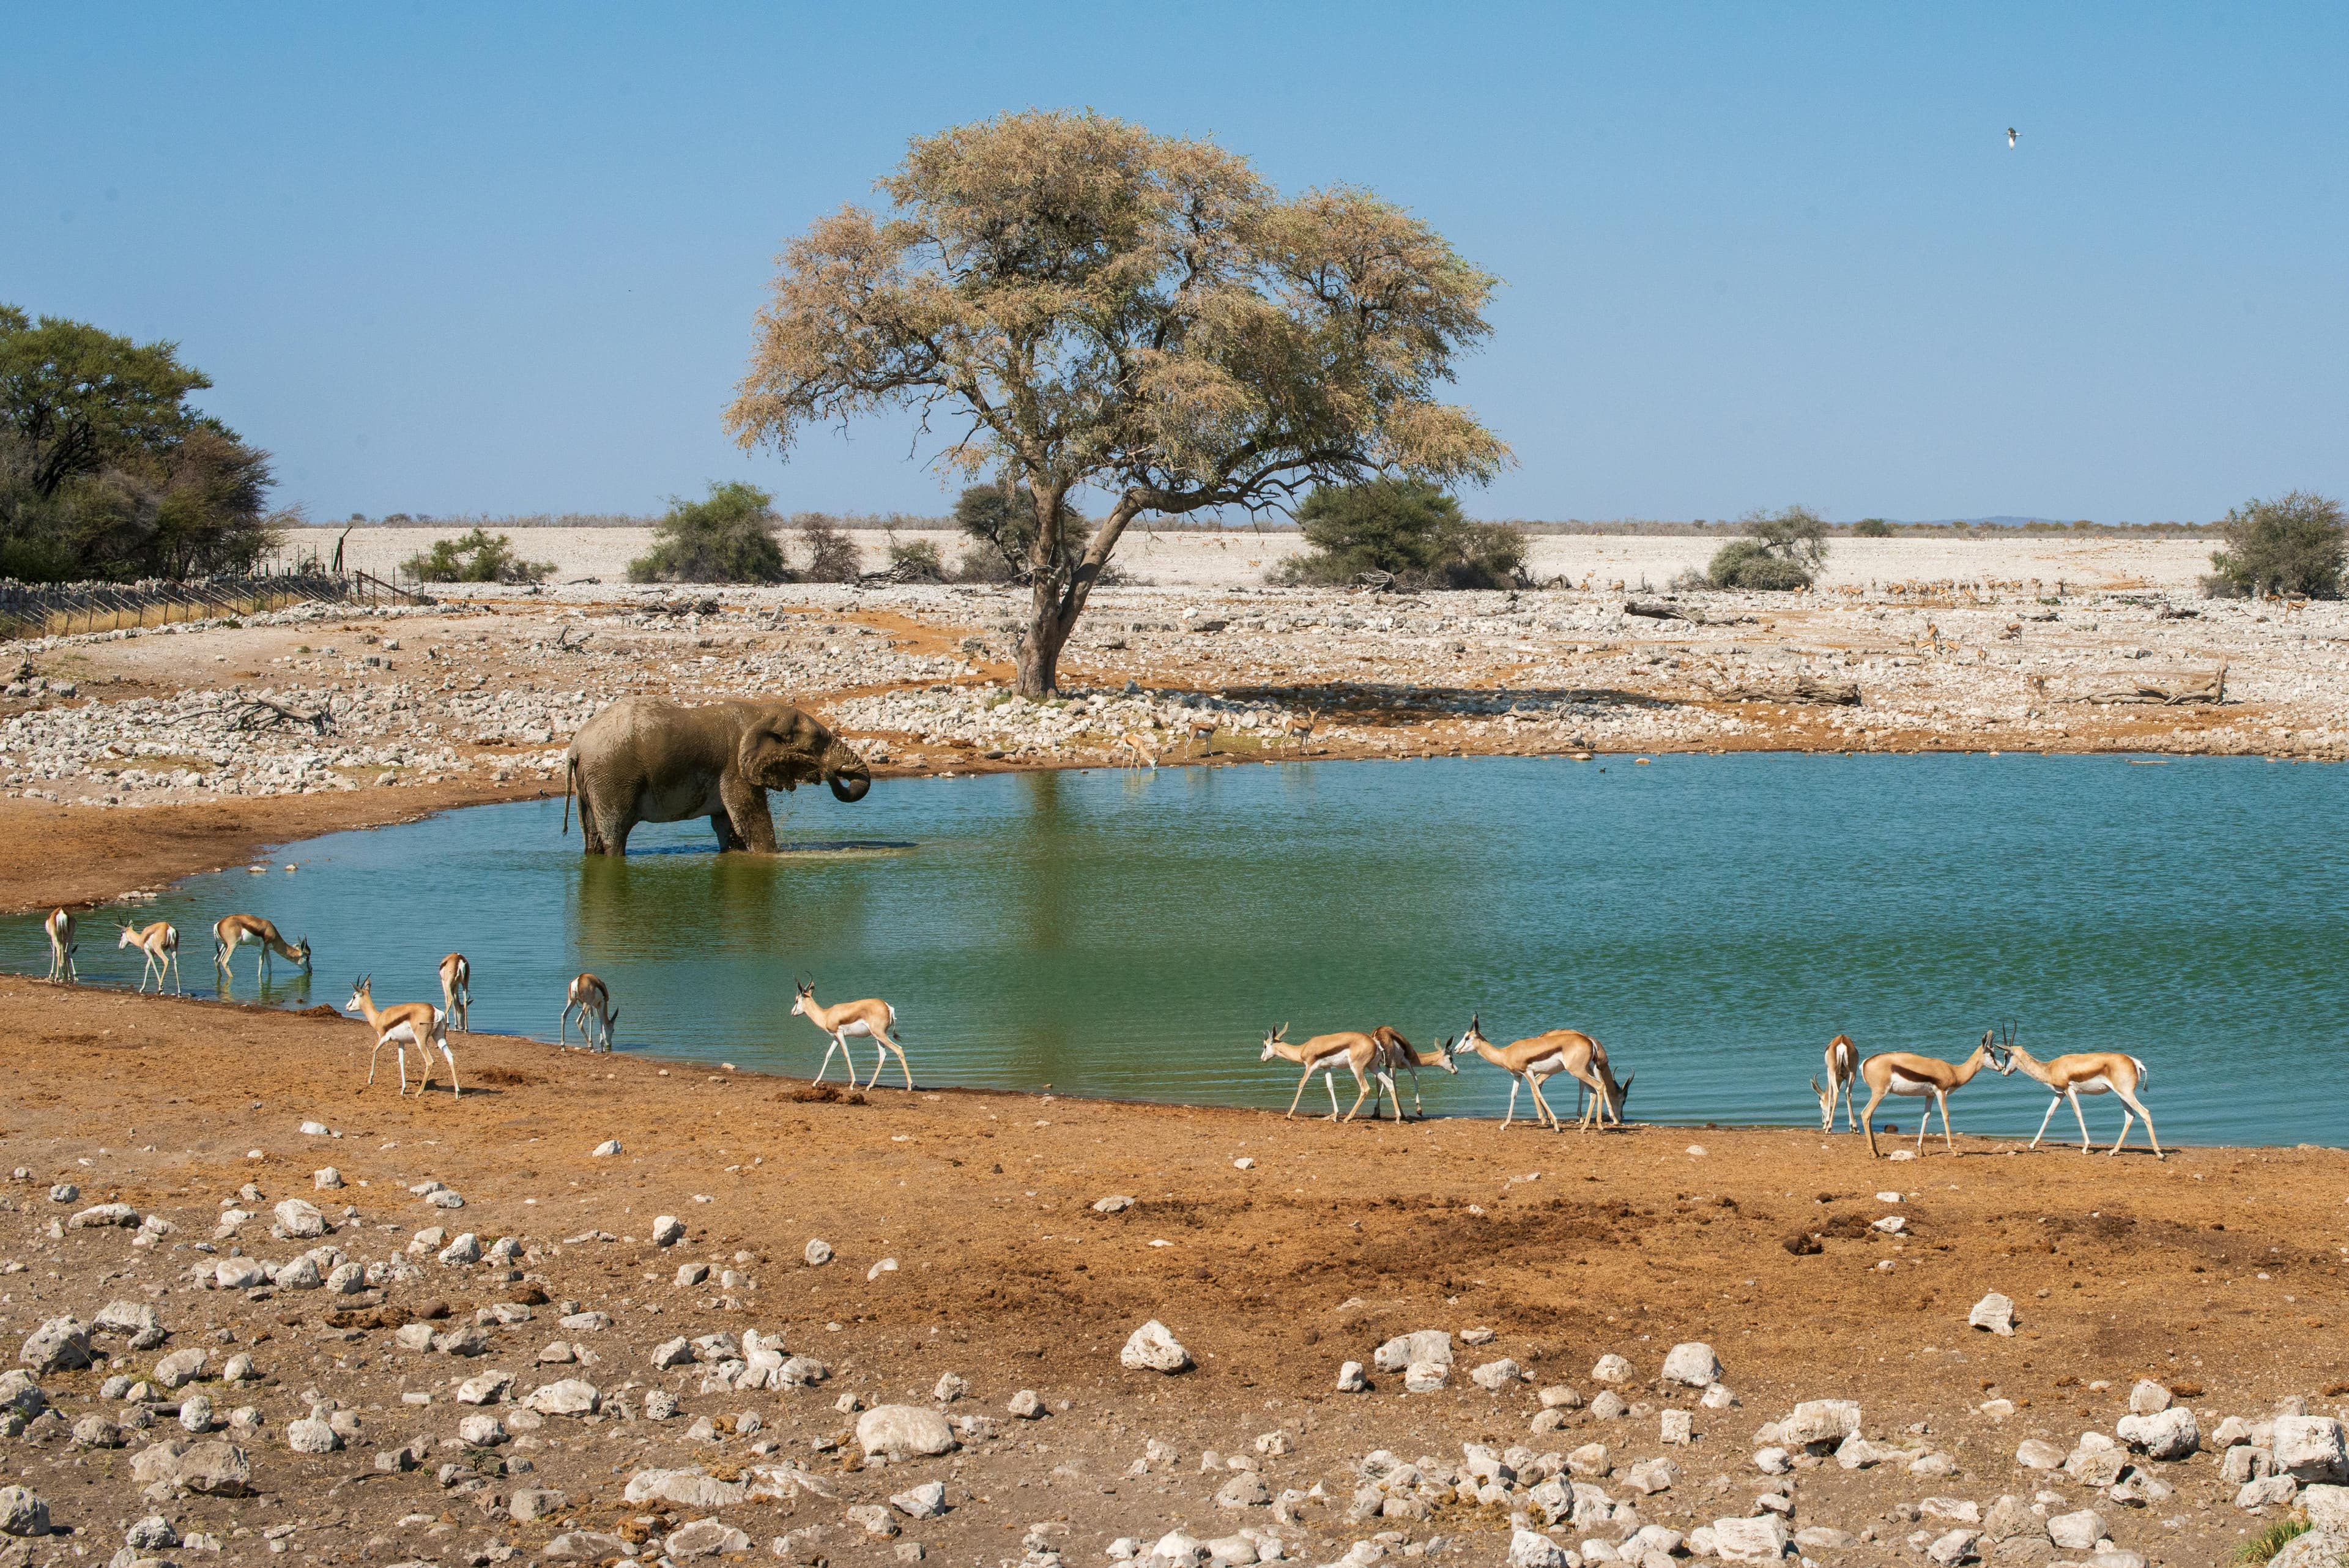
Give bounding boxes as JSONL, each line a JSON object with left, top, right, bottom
{"left": 406, "top": 527, "right": 557, "bottom": 584}
{"left": 1707, "top": 505, "right": 1828, "bottom": 590}
{"left": 794, "top": 513, "right": 862, "bottom": 583}
{"left": 1277, "top": 479, "right": 1526, "bottom": 590}
{"left": 2204, "top": 491, "right": 2344, "bottom": 599}
{"left": 1852, "top": 516, "right": 1892, "bottom": 537}
{"left": 628, "top": 482, "right": 788, "bottom": 584}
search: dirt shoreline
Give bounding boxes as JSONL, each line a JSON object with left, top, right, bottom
{"left": 1, "top": 979, "right": 2344, "bottom": 1568}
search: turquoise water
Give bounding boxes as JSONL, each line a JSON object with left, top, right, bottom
{"left": 21, "top": 753, "right": 2348, "bottom": 1146}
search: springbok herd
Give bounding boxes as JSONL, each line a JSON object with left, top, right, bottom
{"left": 38, "top": 908, "right": 2158, "bottom": 1157}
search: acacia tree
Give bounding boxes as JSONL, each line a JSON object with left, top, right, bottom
{"left": 725, "top": 110, "right": 1509, "bottom": 696}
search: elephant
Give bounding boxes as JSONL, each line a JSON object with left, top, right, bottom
{"left": 563, "top": 696, "right": 872, "bottom": 855}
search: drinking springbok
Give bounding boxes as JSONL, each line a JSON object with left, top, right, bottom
{"left": 440, "top": 953, "right": 472, "bottom": 1034}
{"left": 117, "top": 920, "right": 181, "bottom": 994}
{"left": 43, "top": 907, "right": 75, "bottom": 984}
{"left": 560, "top": 973, "right": 618, "bottom": 1052}
{"left": 792, "top": 979, "right": 911, "bottom": 1090}
{"left": 1991, "top": 1025, "right": 2162, "bottom": 1159}
{"left": 347, "top": 976, "right": 458, "bottom": 1098}
{"left": 1856, "top": 1030, "right": 2003, "bottom": 1158}
{"left": 1258, "top": 1024, "right": 1399, "bottom": 1123}
{"left": 1811, "top": 1033, "right": 1860, "bottom": 1132}
{"left": 212, "top": 915, "right": 311, "bottom": 982}
{"left": 1368, "top": 1025, "right": 1457, "bottom": 1119}
{"left": 1454, "top": 1014, "right": 1632, "bottom": 1132}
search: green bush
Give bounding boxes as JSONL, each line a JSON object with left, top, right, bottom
{"left": 1852, "top": 516, "right": 1892, "bottom": 537}
{"left": 1707, "top": 504, "right": 1828, "bottom": 590}
{"left": 885, "top": 532, "right": 946, "bottom": 582}
{"left": 404, "top": 527, "right": 556, "bottom": 584}
{"left": 1278, "top": 478, "right": 1526, "bottom": 590}
{"left": 2205, "top": 491, "right": 2345, "bottom": 599}
{"left": 628, "top": 481, "right": 787, "bottom": 584}
{"left": 951, "top": 483, "right": 1088, "bottom": 584}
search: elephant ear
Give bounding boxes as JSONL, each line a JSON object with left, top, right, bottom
{"left": 738, "top": 715, "right": 813, "bottom": 792}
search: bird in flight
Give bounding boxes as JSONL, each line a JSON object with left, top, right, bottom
{"left": 2007, "top": 127, "right": 2019, "bottom": 148}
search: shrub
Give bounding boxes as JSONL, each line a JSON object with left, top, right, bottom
{"left": 1278, "top": 478, "right": 1527, "bottom": 590}
{"left": 1707, "top": 505, "right": 1828, "bottom": 590}
{"left": 627, "top": 481, "right": 787, "bottom": 584}
{"left": 951, "top": 483, "right": 1088, "bottom": 584}
{"left": 885, "top": 531, "right": 946, "bottom": 582}
{"left": 2230, "top": 1514, "right": 2308, "bottom": 1564}
{"left": 1852, "top": 516, "right": 1892, "bottom": 537}
{"left": 793, "top": 513, "right": 862, "bottom": 583}
{"left": 2205, "top": 491, "right": 2345, "bottom": 599}
{"left": 404, "top": 527, "right": 555, "bottom": 584}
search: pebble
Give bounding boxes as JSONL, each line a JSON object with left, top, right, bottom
{"left": 803, "top": 1238, "right": 833, "bottom": 1266}
{"left": 652, "top": 1215, "right": 686, "bottom": 1247}
{"left": 1969, "top": 1291, "right": 2016, "bottom": 1335}
{"left": 1660, "top": 1342, "right": 1721, "bottom": 1387}
{"left": 591, "top": 1139, "right": 623, "bottom": 1156}
{"left": 1121, "top": 1320, "right": 1192, "bottom": 1373}
{"left": 856, "top": 1405, "right": 957, "bottom": 1460}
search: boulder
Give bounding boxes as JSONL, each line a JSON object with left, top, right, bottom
{"left": 624, "top": 1468, "right": 749, "bottom": 1510}
{"left": 457, "top": 1415, "right": 506, "bottom": 1446}
{"left": 0, "top": 1372, "right": 48, "bottom": 1417}
{"left": 1007, "top": 1389, "right": 1044, "bottom": 1419}
{"left": 1661, "top": 1342, "right": 1722, "bottom": 1388}
{"left": 275, "top": 1255, "right": 322, "bottom": 1290}
{"left": 1778, "top": 1399, "right": 1861, "bottom": 1450}
{"left": 19, "top": 1317, "right": 92, "bottom": 1375}
{"left": 1120, "top": 1320, "right": 1191, "bottom": 1373}
{"left": 1404, "top": 1360, "right": 1449, "bottom": 1393}
{"left": 2275, "top": 1418, "right": 2349, "bottom": 1483}
{"left": 285, "top": 1418, "right": 339, "bottom": 1454}
{"left": 93, "top": 1301, "right": 163, "bottom": 1338}
{"left": 2237, "top": 1476, "right": 2298, "bottom": 1509}
{"left": 2115, "top": 1406, "right": 2199, "bottom": 1460}
{"left": 544, "top": 1533, "right": 629, "bottom": 1561}
{"left": 2125, "top": 1380, "right": 2170, "bottom": 1415}
{"left": 1505, "top": 1528, "right": 1570, "bottom": 1568}
{"left": 214, "top": 1260, "right": 267, "bottom": 1291}
{"left": 666, "top": 1520, "right": 754, "bottom": 1557}
{"left": 1372, "top": 1331, "right": 1453, "bottom": 1372}
{"left": 1710, "top": 1515, "right": 1790, "bottom": 1562}
{"left": 856, "top": 1405, "right": 957, "bottom": 1461}
{"left": 891, "top": 1481, "right": 949, "bottom": 1520}
{"left": 509, "top": 1488, "right": 568, "bottom": 1523}
{"left": 70, "top": 1203, "right": 139, "bottom": 1228}
{"left": 2047, "top": 1510, "right": 2103, "bottom": 1551}
{"left": 1981, "top": 1495, "right": 2044, "bottom": 1543}
{"left": 0, "top": 1487, "right": 49, "bottom": 1538}
{"left": 124, "top": 1517, "right": 179, "bottom": 1550}
{"left": 272, "top": 1200, "right": 325, "bottom": 1238}
{"left": 1471, "top": 1358, "right": 1523, "bottom": 1391}
{"left": 1590, "top": 1353, "right": 1633, "bottom": 1383}
{"left": 1968, "top": 1293, "right": 2016, "bottom": 1336}
{"left": 650, "top": 1337, "right": 694, "bottom": 1370}
{"left": 1924, "top": 1528, "right": 1980, "bottom": 1566}
{"left": 153, "top": 1348, "right": 207, "bottom": 1389}
{"left": 2303, "top": 1487, "right": 2349, "bottom": 1531}
{"left": 438, "top": 1232, "right": 482, "bottom": 1265}
{"left": 652, "top": 1216, "right": 685, "bottom": 1247}
{"left": 1214, "top": 1473, "right": 1271, "bottom": 1509}
{"left": 526, "top": 1380, "right": 601, "bottom": 1416}
{"left": 2016, "top": 1438, "right": 2066, "bottom": 1470}
{"left": 1336, "top": 1361, "right": 1368, "bottom": 1393}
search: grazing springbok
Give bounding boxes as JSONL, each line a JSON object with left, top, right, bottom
{"left": 1856, "top": 1030, "right": 2003, "bottom": 1158}
{"left": 212, "top": 914, "right": 311, "bottom": 982}
{"left": 792, "top": 979, "right": 910, "bottom": 1090}
{"left": 1811, "top": 1033, "right": 1860, "bottom": 1132}
{"left": 1455, "top": 1014, "right": 1633, "bottom": 1132}
{"left": 560, "top": 973, "right": 618, "bottom": 1053}
{"left": 1369, "top": 1025, "right": 1457, "bottom": 1119}
{"left": 117, "top": 920, "right": 181, "bottom": 994}
{"left": 1116, "top": 733, "right": 1159, "bottom": 770}
{"left": 1991, "top": 1025, "right": 2162, "bottom": 1159}
{"left": 1259, "top": 1024, "right": 1398, "bottom": 1123}
{"left": 347, "top": 976, "right": 458, "bottom": 1098}
{"left": 43, "top": 907, "right": 76, "bottom": 984}
{"left": 439, "top": 953, "right": 472, "bottom": 1034}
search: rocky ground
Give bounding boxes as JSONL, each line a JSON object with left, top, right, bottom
{"left": 0, "top": 982, "right": 2343, "bottom": 1568}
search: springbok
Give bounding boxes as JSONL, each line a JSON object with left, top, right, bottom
{"left": 1259, "top": 1024, "right": 1398, "bottom": 1123}
{"left": 1454, "top": 1015, "right": 1633, "bottom": 1132}
{"left": 792, "top": 979, "right": 910, "bottom": 1090}
{"left": 43, "top": 907, "right": 75, "bottom": 984}
{"left": 212, "top": 915, "right": 311, "bottom": 982}
{"left": 560, "top": 973, "right": 618, "bottom": 1053}
{"left": 347, "top": 976, "right": 458, "bottom": 1098}
{"left": 439, "top": 953, "right": 472, "bottom": 1034}
{"left": 1280, "top": 709, "right": 1319, "bottom": 752}
{"left": 1991, "top": 1025, "right": 2162, "bottom": 1159}
{"left": 117, "top": 921, "right": 181, "bottom": 994}
{"left": 1368, "top": 1025, "right": 1457, "bottom": 1119}
{"left": 1856, "top": 1030, "right": 2002, "bottom": 1157}
{"left": 1811, "top": 1033, "right": 1860, "bottom": 1132}
{"left": 1116, "top": 734, "right": 1159, "bottom": 770}
{"left": 1186, "top": 715, "right": 1218, "bottom": 754}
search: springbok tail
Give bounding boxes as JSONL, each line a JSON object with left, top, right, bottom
{"left": 2131, "top": 1057, "right": 2148, "bottom": 1084}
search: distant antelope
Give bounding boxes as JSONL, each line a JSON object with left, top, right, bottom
{"left": 792, "top": 978, "right": 910, "bottom": 1090}
{"left": 1258, "top": 1024, "right": 1398, "bottom": 1123}
{"left": 560, "top": 973, "right": 618, "bottom": 1052}
{"left": 439, "top": 953, "right": 472, "bottom": 1034}
{"left": 1186, "top": 715, "right": 1218, "bottom": 754}
{"left": 1116, "top": 733, "right": 1159, "bottom": 769}
{"left": 1369, "top": 1025, "right": 1457, "bottom": 1118}
{"left": 1280, "top": 709, "right": 1318, "bottom": 751}
{"left": 117, "top": 920, "right": 181, "bottom": 994}
{"left": 1856, "top": 1030, "right": 2002, "bottom": 1157}
{"left": 43, "top": 907, "right": 75, "bottom": 984}
{"left": 1454, "top": 1014, "right": 1632, "bottom": 1132}
{"left": 212, "top": 914, "right": 311, "bottom": 982}
{"left": 348, "top": 976, "right": 458, "bottom": 1098}
{"left": 1991, "top": 1025, "right": 2161, "bottom": 1159}
{"left": 1811, "top": 1033, "right": 1860, "bottom": 1132}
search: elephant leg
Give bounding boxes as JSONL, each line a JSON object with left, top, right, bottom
{"left": 709, "top": 811, "right": 746, "bottom": 853}
{"left": 719, "top": 775, "right": 777, "bottom": 853}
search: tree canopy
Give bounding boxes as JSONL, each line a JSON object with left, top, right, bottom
{"left": 629, "top": 481, "right": 789, "bottom": 584}
{"left": 1280, "top": 478, "right": 1525, "bottom": 589}
{"left": 0, "top": 306, "right": 281, "bottom": 581}
{"left": 726, "top": 110, "right": 1508, "bottom": 694}
{"left": 2206, "top": 491, "right": 2345, "bottom": 599}
{"left": 1708, "top": 504, "right": 1828, "bottom": 590}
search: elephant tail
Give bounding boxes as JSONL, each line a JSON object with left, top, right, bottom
{"left": 562, "top": 752, "right": 575, "bottom": 836}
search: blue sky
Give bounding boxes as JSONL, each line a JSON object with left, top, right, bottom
{"left": 6, "top": 3, "right": 2343, "bottom": 523}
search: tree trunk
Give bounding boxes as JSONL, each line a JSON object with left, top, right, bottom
{"left": 1014, "top": 488, "right": 1146, "bottom": 698}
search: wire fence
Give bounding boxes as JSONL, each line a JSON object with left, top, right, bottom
{"left": 0, "top": 569, "right": 430, "bottom": 641}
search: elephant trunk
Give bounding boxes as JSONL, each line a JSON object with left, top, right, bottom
{"left": 823, "top": 743, "right": 872, "bottom": 803}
